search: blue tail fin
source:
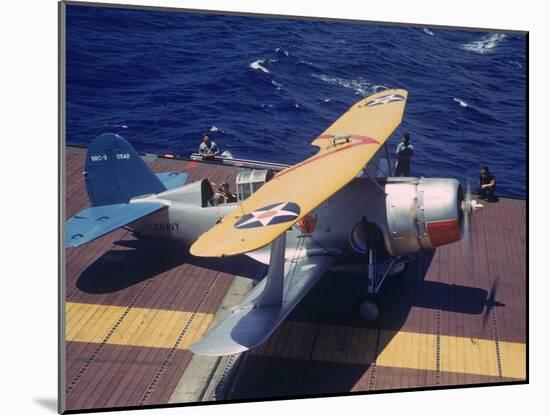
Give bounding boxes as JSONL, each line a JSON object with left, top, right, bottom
{"left": 85, "top": 133, "right": 166, "bottom": 206}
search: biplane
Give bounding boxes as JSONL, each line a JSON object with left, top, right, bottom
{"left": 66, "top": 89, "right": 483, "bottom": 356}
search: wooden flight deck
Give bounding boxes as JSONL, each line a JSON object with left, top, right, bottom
{"left": 63, "top": 145, "right": 526, "bottom": 412}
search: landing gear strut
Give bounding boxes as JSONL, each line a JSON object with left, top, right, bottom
{"left": 359, "top": 217, "right": 408, "bottom": 322}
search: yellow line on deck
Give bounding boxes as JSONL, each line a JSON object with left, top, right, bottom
{"left": 66, "top": 302, "right": 525, "bottom": 379}
{"left": 66, "top": 302, "right": 214, "bottom": 350}
{"left": 253, "top": 321, "right": 526, "bottom": 380}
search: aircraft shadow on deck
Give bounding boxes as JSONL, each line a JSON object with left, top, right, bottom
{"left": 76, "top": 238, "right": 265, "bottom": 294}
{"left": 220, "top": 250, "right": 506, "bottom": 400}
{"left": 74, "top": 238, "right": 506, "bottom": 398}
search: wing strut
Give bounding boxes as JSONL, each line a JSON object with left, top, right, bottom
{"left": 384, "top": 142, "right": 393, "bottom": 177}
{"left": 254, "top": 232, "right": 286, "bottom": 307}
{"left": 362, "top": 167, "right": 386, "bottom": 195}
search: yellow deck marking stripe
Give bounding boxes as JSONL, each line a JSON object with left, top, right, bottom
{"left": 252, "top": 321, "right": 526, "bottom": 380}
{"left": 66, "top": 302, "right": 214, "bottom": 350}
{"left": 66, "top": 302, "right": 123, "bottom": 342}
{"left": 440, "top": 335, "right": 497, "bottom": 377}
{"left": 377, "top": 330, "right": 437, "bottom": 372}
{"left": 66, "top": 302, "right": 525, "bottom": 379}
{"left": 499, "top": 341, "right": 527, "bottom": 379}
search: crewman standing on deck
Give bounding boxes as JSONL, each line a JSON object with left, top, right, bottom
{"left": 394, "top": 132, "right": 414, "bottom": 176}
{"left": 199, "top": 132, "right": 219, "bottom": 160}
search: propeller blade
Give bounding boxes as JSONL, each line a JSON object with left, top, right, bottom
{"left": 461, "top": 178, "right": 474, "bottom": 273}
{"left": 460, "top": 173, "right": 484, "bottom": 275}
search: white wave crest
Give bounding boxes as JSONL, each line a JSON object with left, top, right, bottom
{"left": 261, "top": 103, "right": 274, "bottom": 111}
{"left": 275, "top": 47, "right": 289, "bottom": 56}
{"left": 453, "top": 97, "right": 469, "bottom": 108}
{"left": 461, "top": 33, "right": 506, "bottom": 54}
{"left": 210, "top": 125, "right": 223, "bottom": 132}
{"left": 510, "top": 61, "right": 523, "bottom": 69}
{"left": 250, "top": 59, "right": 270, "bottom": 74}
{"left": 312, "top": 74, "right": 388, "bottom": 97}
{"left": 423, "top": 28, "right": 434, "bottom": 36}
{"left": 271, "top": 79, "right": 283, "bottom": 90}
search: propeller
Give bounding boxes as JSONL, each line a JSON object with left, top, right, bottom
{"left": 459, "top": 174, "right": 503, "bottom": 328}
{"left": 460, "top": 175, "right": 484, "bottom": 273}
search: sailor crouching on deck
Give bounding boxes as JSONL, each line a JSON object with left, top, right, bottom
{"left": 394, "top": 132, "right": 414, "bottom": 176}
{"left": 478, "top": 165, "right": 497, "bottom": 201}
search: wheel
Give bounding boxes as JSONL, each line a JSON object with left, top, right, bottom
{"left": 359, "top": 300, "right": 379, "bottom": 321}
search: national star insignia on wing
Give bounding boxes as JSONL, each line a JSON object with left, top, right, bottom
{"left": 234, "top": 202, "right": 301, "bottom": 229}
{"left": 365, "top": 93, "right": 406, "bottom": 107}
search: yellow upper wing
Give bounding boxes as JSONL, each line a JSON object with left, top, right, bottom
{"left": 191, "top": 89, "right": 408, "bottom": 257}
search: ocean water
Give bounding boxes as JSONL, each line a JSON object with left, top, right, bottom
{"left": 66, "top": 5, "right": 527, "bottom": 197}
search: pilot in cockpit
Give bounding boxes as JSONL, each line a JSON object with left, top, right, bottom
{"left": 210, "top": 182, "right": 237, "bottom": 206}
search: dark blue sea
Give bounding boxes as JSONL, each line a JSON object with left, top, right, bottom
{"left": 66, "top": 5, "right": 527, "bottom": 197}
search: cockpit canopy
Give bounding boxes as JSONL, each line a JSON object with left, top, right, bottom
{"left": 236, "top": 169, "right": 274, "bottom": 202}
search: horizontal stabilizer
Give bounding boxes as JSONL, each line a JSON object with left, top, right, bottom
{"left": 155, "top": 171, "right": 189, "bottom": 190}
{"left": 66, "top": 201, "right": 166, "bottom": 248}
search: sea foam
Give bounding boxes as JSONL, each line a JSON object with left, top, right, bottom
{"left": 453, "top": 97, "right": 469, "bottom": 108}
{"left": 271, "top": 79, "right": 283, "bottom": 90}
{"left": 312, "top": 74, "right": 388, "bottom": 97}
{"left": 461, "top": 33, "right": 506, "bottom": 54}
{"left": 275, "top": 47, "right": 289, "bottom": 56}
{"left": 250, "top": 59, "right": 270, "bottom": 73}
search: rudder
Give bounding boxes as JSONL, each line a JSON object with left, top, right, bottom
{"left": 84, "top": 133, "right": 166, "bottom": 206}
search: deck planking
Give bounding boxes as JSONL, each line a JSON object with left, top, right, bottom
{"left": 64, "top": 145, "right": 526, "bottom": 411}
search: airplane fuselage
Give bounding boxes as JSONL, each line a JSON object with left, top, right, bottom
{"left": 128, "top": 174, "right": 464, "bottom": 259}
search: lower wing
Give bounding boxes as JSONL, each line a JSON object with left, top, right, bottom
{"left": 190, "top": 235, "right": 337, "bottom": 356}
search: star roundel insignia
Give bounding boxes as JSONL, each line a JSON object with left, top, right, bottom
{"left": 365, "top": 93, "right": 406, "bottom": 107}
{"left": 234, "top": 202, "right": 301, "bottom": 229}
